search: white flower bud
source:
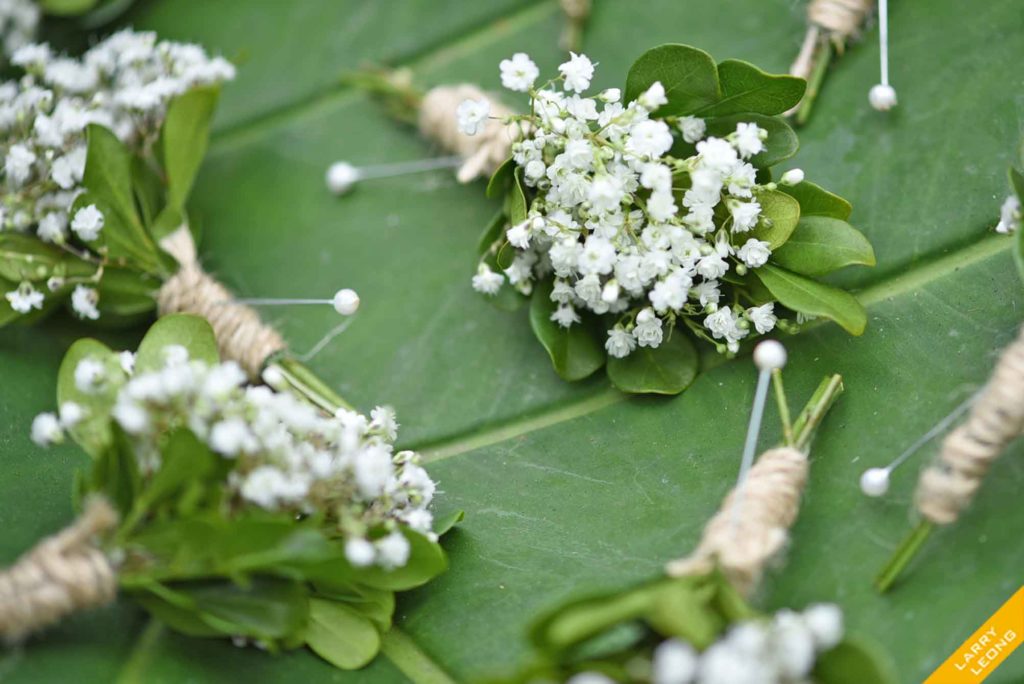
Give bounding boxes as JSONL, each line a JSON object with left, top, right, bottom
{"left": 780, "top": 168, "right": 805, "bottom": 186}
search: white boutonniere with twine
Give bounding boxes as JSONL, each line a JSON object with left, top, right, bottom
{"left": 8, "top": 314, "right": 458, "bottom": 670}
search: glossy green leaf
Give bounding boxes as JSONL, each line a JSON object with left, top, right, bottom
{"left": 606, "top": 330, "right": 698, "bottom": 395}
{"left": 56, "top": 337, "right": 123, "bottom": 457}
{"left": 750, "top": 188, "right": 801, "bottom": 248}
{"left": 354, "top": 529, "right": 448, "bottom": 591}
{"left": 529, "top": 279, "right": 606, "bottom": 381}
{"left": 755, "top": 264, "right": 866, "bottom": 335}
{"left": 160, "top": 578, "right": 309, "bottom": 641}
{"left": 624, "top": 44, "right": 720, "bottom": 115}
{"left": 38, "top": 0, "right": 99, "bottom": 15}
{"left": 814, "top": 636, "right": 899, "bottom": 684}
{"left": 0, "top": 233, "right": 76, "bottom": 282}
{"left": 704, "top": 113, "right": 798, "bottom": 168}
{"left": 779, "top": 180, "right": 852, "bottom": 220}
{"left": 771, "top": 217, "right": 876, "bottom": 276}
{"left": 304, "top": 598, "right": 382, "bottom": 670}
{"left": 96, "top": 267, "right": 160, "bottom": 318}
{"left": 134, "top": 314, "right": 220, "bottom": 372}
{"left": 81, "top": 125, "right": 163, "bottom": 274}
{"left": 697, "top": 59, "right": 805, "bottom": 117}
{"left": 162, "top": 87, "right": 222, "bottom": 210}
{"left": 487, "top": 158, "right": 515, "bottom": 199}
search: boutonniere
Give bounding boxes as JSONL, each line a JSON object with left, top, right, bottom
{"left": 1, "top": 30, "right": 355, "bottom": 412}
{"left": 12, "top": 314, "right": 457, "bottom": 670}
{"left": 460, "top": 46, "right": 875, "bottom": 394}
{"left": 500, "top": 343, "right": 895, "bottom": 683}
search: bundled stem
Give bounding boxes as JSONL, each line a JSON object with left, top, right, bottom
{"left": 0, "top": 499, "right": 118, "bottom": 642}
{"left": 666, "top": 375, "right": 843, "bottom": 595}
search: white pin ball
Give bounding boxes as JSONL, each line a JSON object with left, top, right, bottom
{"left": 325, "top": 161, "right": 360, "bottom": 195}
{"left": 860, "top": 467, "right": 890, "bottom": 497}
{"left": 753, "top": 339, "right": 787, "bottom": 371}
{"left": 868, "top": 84, "right": 898, "bottom": 111}
{"left": 333, "top": 288, "right": 360, "bottom": 315}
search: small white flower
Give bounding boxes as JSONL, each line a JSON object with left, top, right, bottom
{"left": 578, "top": 236, "right": 617, "bottom": 275}
{"left": 118, "top": 351, "right": 136, "bottom": 375}
{"left": 456, "top": 97, "right": 491, "bottom": 136}
{"left": 639, "top": 163, "right": 672, "bottom": 193}
{"left": 730, "top": 200, "right": 761, "bottom": 233}
{"left": 375, "top": 531, "right": 411, "bottom": 569}
{"left": 558, "top": 52, "right": 594, "bottom": 92}
{"left": 746, "top": 302, "right": 777, "bottom": 334}
{"left": 549, "top": 301, "right": 580, "bottom": 328}
{"left": 780, "top": 168, "right": 805, "bottom": 186}
{"left": 31, "top": 412, "right": 63, "bottom": 447}
{"left": 587, "top": 175, "right": 626, "bottom": 213}
{"left": 647, "top": 191, "right": 678, "bottom": 222}
{"left": 472, "top": 263, "right": 504, "bottom": 295}
{"left": 353, "top": 445, "right": 394, "bottom": 498}
{"left": 677, "top": 115, "right": 706, "bottom": 143}
{"left": 4, "top": 144, "right": 36, "bottom": 187}
{"left": 652, "top": 638, "right": 698, "bottom": 684}
{"left": 733, "top": 122, "right": 766, "bottom": 158}
{"left": 633, "top": 307, "right": 663, "bottom": 348}
{"left": 370, "top": 405, "right": 399, "bottom": 441}
{"left": 5, "top": 283, "right": 44, "bottom": 313}
{"left": 626, "top": 120, "right": 674, "bottom": 158}
{"left": 737, "top": 238, "right": 771, "bottom": 268}
{"left": 598, "top": 88, "right": 621, "bottom": 103}
{"left": 112, "top": 399, "right": 149, "bottom": 434}
{"left": 772, "top": 610, "right": 817, "bottom": 678}
{"left": 58, "top": 401, "right": 86, "bottom": 429}
{"left": 70, "top": 204, "right": 105, "bottom": 241}
{"left": 697, "top": 252, "right": 728, "bottom": 280}
{"left": 210, "top": 418, "right": 254, "bottom": 456}
{"left": 499, "top": 52, "right": 539, "bottom": 92}
{"left": 507, "top": 220, "right": 531, "bottom": 249}
{"left": 70, "top": 285, "right": 100, "bottom": 320}
{"left": 638, "top": 81, "right": 668, "bottom": 111}
{"left": 37, "top": 213, "right": 68, "bottom": 243}
{"left": 605, "top": 327, "right": 636, "bottom": 358}
{"left": 74, "top": 358, "right": 106, "bottom": 393}
{"left": 696, "top": 137, "right": 738, "bottom": 173}
{"left": 996, "top": 194, "right": 1021, "bottom": 234}
{"left": 803, "top": 603, "right": 844, "bottom": 650}
{"left": 344, "top": 538, "right": 377, "bottom": 567}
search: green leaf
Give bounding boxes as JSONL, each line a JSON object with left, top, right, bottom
{"left": 814, "top": 636, "right": 899, "bottom": 684}
{"left": 56, "top": 338, "right": 122, "bottom": 457}
{"left": 0, "top": 233, "right": 78, "bottom": 282}
{"left": 134, "top": 314, "right": 220, "bottom": 372}
{"left": 90, "top": 426, "right": 141, "bottom": 515}
{"left": 528, "top": 279, "right": 605, "bottom": 382}
{"left": 486, "top": 158, "right": 515, "bottom": 199}
{"left": 132, "top": 155, "right": 165, "bottom": 228}
{"left": 81, "top": 125, "right": 163, "bottom": 274}
{"left": 606, "top": 330, "right": 698, "bottom": 395}
{"left": 1010, "top": 166, "right": 1024, "bottom": 199}
{"left": 162, "top": 87, "right": 222, "bottom": 209}
{"left": 508, "top": 168, "right": 528, "bottom": 225}
{"left": 96, "top": 267, "right": 160, "bottom": 318}
{"left": 135, "top": 429, "right": 218, "bottom": 513}
{"left": 434, "top": 509, "right": 465, "bottom": 536}
{"left": 771, "top": 217, "right": 876, "bottom": 276}
{"left": 304, "top": 598, "right": 382, "bottom": 670}
{"left": 704, "top": 113, "right": 798, "bottom": 168}
{"left": 779, "top": 180, "right": 852, "bottom": 220}
{"left": 624, "top": 44, "right": 720, "bottom": 115}
{"left": 755, "top": 264, "right": 867, "bottom": 335}
{"left": 37, "top": 0, "right": 99, "bottom": 15}
{"left": 696, "top": 59, "right": 805, "bottom": 117}
{"left": 159, "top": 578, "right": 309, "bottom": 641}
{"left": 354, "top": 529, "right": 448, "bottom": 591}
{"left": 750, "top": 188, "right": 801, "bottom": 248}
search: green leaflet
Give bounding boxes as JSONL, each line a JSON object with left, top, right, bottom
{"left": 55, "top": 337, "right": 124, "bottom": 457}
{"left": 703, "top": 113, "right": 798, "bottom": 168}
{"left": 779, "top": 180, "right": 852, "bottom": 220}
{"left": 304, "top": 599, "right": 382, "bottom": 670}
{"left": 771, "top": 217, "right": 876, "bottom": 276}
{"left": 624, "top": 44, "right": 720, "bottom": 115}
{"left": 529, "top": 279, "right": 606, "bottom": 381}
{"left": 606, "top": 330, "right": 698, "bottom": 395}
{"left": 134, "top": 313, "right": 220, "bottom": 372}
{"left": 813, "top": 636, "right": 899, "bottom": 684}
{"left": 750, "top": 188, "right": 801, "bottom": 248}
{"left": 755, "top": 264, "right": 867, "bottom": 335}
{"left": 696, "top": 59, "right": 805, "bottom": 117}
{"left": 161, "top": 86, "right": 222, "bottom": 210}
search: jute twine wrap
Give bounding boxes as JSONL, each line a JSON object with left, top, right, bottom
{"left": 666, "top": 447, "right": 808, "bottom": 596}
{"left": 418, "top": 84, "right": 524, "bottom": 184}
{"left": 790, "top": 0, "right": 875, "bottom": 81}
{"left": 560, "top": 0, "right": 590, "bottom": 22}
{"left": 0, "top": 499, "right": 118, "bottom": 642}
{"left": 157, "top": 226, "right": 285, "bottom": 379}
{"left": 916, "top": 326, "right": 1024, "bottom": 525}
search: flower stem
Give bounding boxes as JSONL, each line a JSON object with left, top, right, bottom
{"left": 793, "top": 374, "right": 844, "bottom": 450}
{"left": 268, "top": 355, "right": 352, "bottom": 414}
{"left": 771, "top": 368, "right": 795, "bottom": 447}
{"left": 875, "top": 521, "right": 934, "bottom": 593}
{"left": 794, "top": 39, "right": 833, "bottom": 127}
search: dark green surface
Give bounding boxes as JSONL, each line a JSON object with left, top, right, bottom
{"left": 2, "top": 0, "right": 1023, "bottom": 682}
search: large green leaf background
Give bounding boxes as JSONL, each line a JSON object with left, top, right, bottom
{"left": 2, "top": 1, "right": 1023, "bottom": 681}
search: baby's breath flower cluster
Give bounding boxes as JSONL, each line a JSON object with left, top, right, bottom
{"left": 571, "top": 604, "right": 844, "bottom": 684}
{"left": 0, "top": 0, "right": 38, "bottom": 58}
{"left": 465, "top": 52, "right": 811, "bottom": 357}
{"left": 995, "top": 188, "right": 1020, "bottom": 235}
{"left": 35, "top": 345, "right": 438, "bottom": 571}
{"left": 1, "top": 29, "right": 234, "bottom": 319}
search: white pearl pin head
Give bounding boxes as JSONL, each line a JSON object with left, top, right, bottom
{"left": 326, "top": 162, "right": 361, "bottom": 195}
{"left": 869, "top": 84, "right": 898, "bottom": 112}
{"left": 753, "top": 339, "right": 788, "bottom": 372}
{"left": 860, "top": 467, "right": 891, "bottom": 497}
{"left": 333, "top": 289, "right": 360, "bottom": 316}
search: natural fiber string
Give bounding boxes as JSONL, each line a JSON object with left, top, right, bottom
{"left": 559, "top": 0, "right": 591, "bottom": 51}
{"left": 790, "top": 0, "right": 875, "bottom": 80}
{"left": 666, "top": 447, "right": 807, "bottom": 596}
{"left": 418, "top": 84, "right": 524, "bottom": 184}
{"left": 915, "top": 325, "right": 1024, "bottom": 525}
{"left": 157, "top": 226, "right": 286, "bottom": 379}
{"left": 0, "top": 499, "right": 118, "bottom": 642}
